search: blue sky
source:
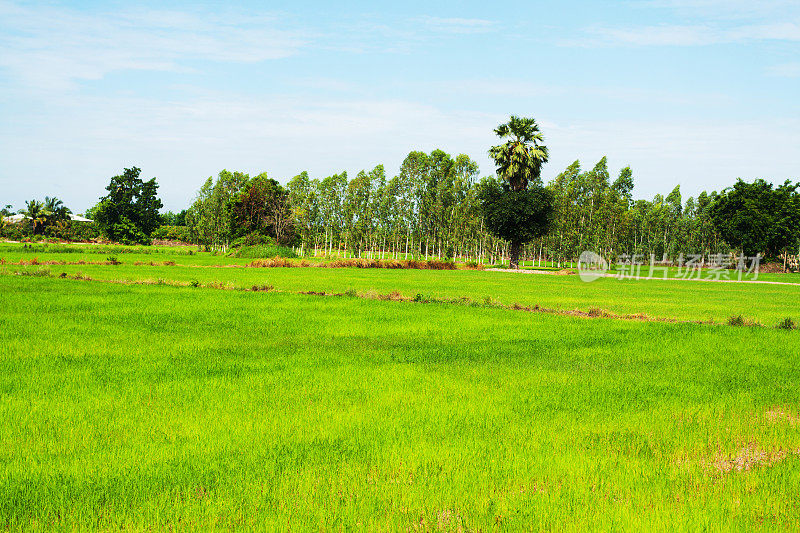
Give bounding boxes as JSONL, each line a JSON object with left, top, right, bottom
{"left": 1, "top": 0, "right": 798, "bottom": 212}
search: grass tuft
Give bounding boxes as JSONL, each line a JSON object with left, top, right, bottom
{"left": 15, "top": 266, "right": 51, "bottom": 277}
{"left": 587, "top": 307, "right": 610, "bottom": 318}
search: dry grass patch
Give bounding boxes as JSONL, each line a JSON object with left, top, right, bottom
{"left": 436, "top": 509, "right": 465, "bottom": 532}
{"left": 13, "top": 258, "right": 117, "bottom": 266}
{"left": 247, "top": 258, "right": 458, "bottom": 270}
{"left": 249, "top": 257, "right": 296, "bottom": 268}
{"left": 766, "top": 407, "right": 800, "bottom": 426}
{"left": 702, "top": 443, "right": 797, "bottom": 474}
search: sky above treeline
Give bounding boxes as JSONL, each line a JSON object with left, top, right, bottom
{"left": 1, "top": 0, "right": 798, "bottom": 212}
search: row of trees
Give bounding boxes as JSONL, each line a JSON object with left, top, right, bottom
{"left": 181, "top": 138, "right": 796, "bottom": 264}
{"left": 184, "top": 171, "right": 292, "bottom": 251}
{"left": 5, "top": 116, "right": 797, "bottom": 263}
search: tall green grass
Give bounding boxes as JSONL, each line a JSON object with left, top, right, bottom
{"left": 6, "top": 259, "right": 798, "bottom": 325}
{"left": 1, "top": 275, "right": 800, "bottom": 529}
{"left": 227, "top": 244, "right": 298, "bottom": 259}
{"left": 0, "top": 243, "right": 197, "bottom": 255}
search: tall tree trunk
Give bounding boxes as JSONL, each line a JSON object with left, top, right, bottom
{"left": 509, "top": 241, "right": 521, "bottom": 269}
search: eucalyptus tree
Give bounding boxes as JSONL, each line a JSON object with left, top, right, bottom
{"left": 318, "top": 172, "right": 348, "bottom": 255}
{"left": 344, "top": 169, "right": 374, "bottom": 257}
{"left": 398, "top": 150, "right": 431, "bottom": 256}
{"left": 288, "top": 171, "right": 321, "bottom": 253}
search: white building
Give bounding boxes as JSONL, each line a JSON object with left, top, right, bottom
{"left": 2, "top": 213, "right": 93, "bottom": 223}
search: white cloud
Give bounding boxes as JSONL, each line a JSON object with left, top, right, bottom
{"left": 569, "top": 21, "right": 800, "bottom": 47}
{"left": 0, "top": 2, "right": 308, "bottom": 89}
{"left": 417, "top": 16, "right": 496, "bottom": 34}
{"left": 636, "top": 0, "right": 800, "bottom": 19}
{"left": 766, "top": 62, "right": 800, "bottom": 77}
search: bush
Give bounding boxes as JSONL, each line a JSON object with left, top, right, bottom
{"left": 103, "top": 218, "right": 150, "bottom": 245}
{"left": 1, "top": 222, "right": 33, "bottom": 241}
{"left": 151, "top": 225, "right": 191, "bottom": 242}
{"left": 2, "top": 221, "right": 101, "bottom": 243}
{"left": 727, "top": 315, "right": 745, "bottom": 327}
{"left": 231, "top": 232, "right": 275, "bottom": 248}
{"left": 42, "top": 221, "right": 101, "bottom": 242}
{"left": 776, "top": 317, "right": 796, "bottom": 330}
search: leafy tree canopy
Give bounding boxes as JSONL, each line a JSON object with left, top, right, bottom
{"left": 94, "top": 167, "right": 163, "bottom": 245}
{"left": 710, "top": 178, "right": 800, "bottom": 257}
{"left": 478, "top": 178, "right": 555, "bottom": 250}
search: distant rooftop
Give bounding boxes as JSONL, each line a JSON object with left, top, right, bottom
{"left": 3, "top": 213, "right": 93, "bottom": 223}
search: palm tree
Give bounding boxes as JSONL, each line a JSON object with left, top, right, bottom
{"left": 44, "top": 196, "right": 71, "bottom": 222}
{"left": 485, "top": 116, "right": 554, "bottom": 268}
{"left": 25, "top": 199, "right": 49, "bottom": 235}
{"left": 488, "top": 116, "right": 549, "bottom": 192}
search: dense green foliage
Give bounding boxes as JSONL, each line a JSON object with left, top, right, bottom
{"left": 151, "top": 225, "right": 191, "bottom": 242}
{"left": 479, "top": 179, "right": 554, "bottom": 267}
{"left": 93, "top": 167, "right": 163, "bottom": 245}
{"left": 17, "top": 197, "right": 72, "bottom": 234}
{"left": 0, "top": 198, "right": 98, "bottom": 242}
{"left": 4, "top": 120, "right": 798, "bottom": 260}
{"left": 242, "top": 157, "right": 797, "bottom": 265}
{"left": 710, "top": 178, "right": 800, "bottom": 257}
{"left": 160, "top": 209, "right": 187, "bottom": 226}
{"left": 185, "top": 171, "right": 293, "bottom": 251}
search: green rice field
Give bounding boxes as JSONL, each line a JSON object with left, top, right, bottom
{"left": 1, "top": 242, "right": 800, "bottom": 530}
